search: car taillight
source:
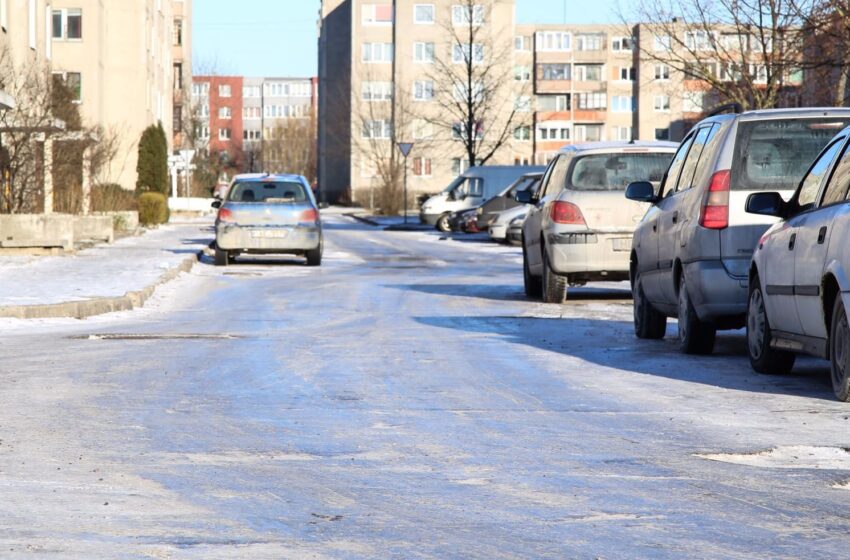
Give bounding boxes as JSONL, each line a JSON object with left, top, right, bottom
{"left": 551, "top": 201, "right": 586, "bottom": 225}
{"left": 700, "top": 170, "right": 731, "bottom": 230}
{"left": 299, "top": 208, "right": 319, "bottom": 223}
{"left": 217, "top": 208, "right": 234, "bottom": 222}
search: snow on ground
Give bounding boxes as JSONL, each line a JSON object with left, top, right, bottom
{"left": 0, "top": 220, "right": 212, "bottom": 307}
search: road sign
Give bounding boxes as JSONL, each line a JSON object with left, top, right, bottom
{"left": 397, "top": 142, "right": 414, "bottom": 157}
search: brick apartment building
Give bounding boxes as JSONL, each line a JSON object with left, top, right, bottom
{"left": 192, "top": 76, "right": 317, "bottom": 175}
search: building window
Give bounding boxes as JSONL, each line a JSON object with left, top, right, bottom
{"left": 576, "top": 92, "right": 606, "bottom": 110}
{"left": 362, "top": 42, "right": 393, "bottom": 63}
{"left": 655, "top": 64, "right": 670, "bottom": 80}
{"left": 575, "top": 34, "right": 603, "bottom": 51}
{"left": 173, "top": 18, "right": 183, "bottom": 46}
{"left": 452, "top": 4, "right": 484, "bottom": 26}
{"left": 653, "top": 35, "right": 671, "bottom": 52}
{"left": 574, "top": 124, "right": 602, "bottom": 142}
{"left": 173, "top": 63, "right": 183, "bottom": 91}
{"left": 538, "top": 63, "right": 571, "bottom": 81}
{"left": 362, "top": 4, "right": 393, "bottom": 25}
{"left": 515, "top": 96, "right": 532, "bottom": 112}
{"left": 413, "top": 157, "right": 432, "bottom": 177}
{"left": 243, "top": 107, "right": 261, "bottom": 119}
{"left": 514, "top": 35, "right": 530, "bottom": 51}
{"left": 537, "top": 95, "right": 570, "bottom": 112}
{"left": 219, "top": 84, "right": 231, "bottom": 97}
{"left": 362, "top": 81, "right": 393, "bottom": 101}
{"left": 612, "top": 126, "right": 632, "bottom": 141}
{"left": 218, "top": 128, "right": 231, "bottom": 141}
{"left": 452, "top": 121, "right": 483, "bottom": 141}
{"left": 612, "top": 36, "right": 632, "bottom": 51}
{"left": 514, "top": 66, "right": 531, "bottom": 82}
{"left": 452, "top": 43, "right": 484, "bottom": 64}
{"left": 414, "top": 4, "right": 434, "bottom": 24}
{"left": 514, "top": 125, "right": 531, "bottom": 141}
{"left": 243, "top": 85, "right": 260, "bottom": 98}
{"left": 243, "top": 130, "right": 261, "bottom": 141}
{"left": 574, "top": 64, "right": 603, "bottom": 82}
{"left": 685, "top": 30, "right": 714, "bottom": 51}
{"left": 536, "top": 31, "right": 571, "bottom": 52}
{"left": 52, "top": 8, "right": 82, "bottom": 40}
{"left": 413, "top": 80, "right": 435, "bottom": 101}
{"left": 654, "top": 95, "right": 670, "bottom": 111}
{"left": 452, "top": 157, "right": 471, "bottom": 175}
{"left": 611, "top": 95, "right": 634, "bottom": 112}
{"left": 192, "top": 82, "right": 209, "bottom": 97}
{"left": 362, "top": 120, "right": 393, "bottom": 139}
{"left": 53, "top": 71, "right": 82, "bottom": 102}
{"left": 537, "top": 123, "right": 570, "bottom": 141}
{"left": 414, "top": 42, "right": 435, "bottom": 63}
{"left": 618, "top": 67, "right": 635, "bottom": 81}
{"left": 515, "top": 155, "right": 531, "bottom": 166}
{"left": 219, "top": 106, "right": 232, "bottom": 119}
{"left": 655, "top": 127, "right": 670, "bottom": 140}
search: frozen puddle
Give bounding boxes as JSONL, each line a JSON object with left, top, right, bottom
{"left": 697, "top": 445, "right": 850, "bottom": 470}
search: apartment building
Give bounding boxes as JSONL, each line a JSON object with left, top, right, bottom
{"left": 193, "top": 75, "right": 317, "bottom": 173}
{"left": 0, "top": 0, "right": 53, "bottom": 107}
{"left": 49, "top": 0, "right": 186, "bottom": 190}
{"left": 172, "top": 0, "right": 192, "bottom": 149}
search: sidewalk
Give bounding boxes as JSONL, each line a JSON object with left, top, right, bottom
{"left": 0, "top": 220, "right": 212, "bottom": 319}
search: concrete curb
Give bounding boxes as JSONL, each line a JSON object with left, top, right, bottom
{"left": 0, "top": 250, "right": 203, "bottom": 320}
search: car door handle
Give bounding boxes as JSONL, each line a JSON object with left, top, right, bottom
{"left": 672, "top": 212, "right": 679, "bottom": 224}
{"left": 789, "top": 233, "right": 797, "bottom": 250}
{"left": 818, "top": 226, "right": 828, "bottom": 244}
{"left": 652, "top": 223, "right": 657, "bottom": 232}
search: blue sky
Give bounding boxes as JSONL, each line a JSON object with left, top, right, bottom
{"left": 193, "top": 0, "right": 620, "bottom": 77}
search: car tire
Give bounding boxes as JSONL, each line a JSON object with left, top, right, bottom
{"left": 214, "top": 245, "right": 230, "bottom": 267}
{"left": 633, "top": 273, "right": 666, "bottom": 340}
{"left": 436, "top": 213, "right": 452, "bottom": 233}
{"left": 542, "top": 248, "right": 567, "bottom": 303}
{"left": 830, "top": 296, "right": 850, "bottom": 401}
{"left": 747, "top": 276, "right": 795, "bottom": 375}
{"left": 523, "top": 245, "right": 542, "bottom": 299}
{"left": 678, "top": 274, "right": 716, "bottom": 355}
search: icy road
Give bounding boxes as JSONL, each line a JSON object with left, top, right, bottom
{"left": 2, "top": 214, "right": 850, "bottom": 558}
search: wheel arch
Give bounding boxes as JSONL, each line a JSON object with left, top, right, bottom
{"left": 823, "top": 261, "right": 850, "bottom": 339}
{"left": 673, "top": 258, "right": 684, "bottom": 297}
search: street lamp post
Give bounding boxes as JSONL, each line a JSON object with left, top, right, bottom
{"left": 397, "top": 142, "right": 414, "bottom": 224}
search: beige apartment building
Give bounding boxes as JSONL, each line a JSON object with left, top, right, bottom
{"left": 49, "top": 0, "right": 190, "bottom": 190}
{"left": 318, "top": 1, "right": 755, "bottom": 205}
{"left": 0, "top": 0, "right": 54, "bottom": 105}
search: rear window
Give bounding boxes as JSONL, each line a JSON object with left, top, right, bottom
{"left": 568, "top": 153, "right": 672, "bottom": 191}
{"left": 732, "top": 118, "right": 850, "bottom": 191}
{"left": 228, "top": 181, "right": 308, "bottom": 203}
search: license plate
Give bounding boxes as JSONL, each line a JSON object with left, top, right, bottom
{"left": 612, "top": 238, "right": 631, "bottom": 252}
{"left": 251, "top": 230, "right": 289, "bottom": 239}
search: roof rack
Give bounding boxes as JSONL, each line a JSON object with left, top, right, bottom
{"left": 706, "top": 102, "right": 743, "bottom": 117}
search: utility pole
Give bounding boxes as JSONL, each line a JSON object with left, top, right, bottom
{"left": 398, "top": 142, "right": 414, "bottom": 224}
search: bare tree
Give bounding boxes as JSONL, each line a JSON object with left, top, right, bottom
{"left": 424, "top": 0, "right": 531, "bottom": 166}
{"left": 262, "top": 116, "right": 317, "bottom": 182}
{"left": 625, "top": 0, "right": 809, "bottom": 110}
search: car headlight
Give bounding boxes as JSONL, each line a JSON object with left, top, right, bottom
{"left": 476, "top": 207, "right": 483, "bottom": 215}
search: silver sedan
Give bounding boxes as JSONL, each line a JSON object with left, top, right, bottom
{"left": 213, "top": 174, "right": 323, "bottom": 266}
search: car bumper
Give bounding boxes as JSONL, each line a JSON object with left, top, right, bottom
{"left": 488, "top": 224, "right": 508, "bottom": 240}
{"left": 547, "top": 231, "right": 632, "bottom": 276}
{"left": 216, "top": 224, "right": 321, "bottom": 252}
{"left": 684, "top": 259, "right": 748, "bottom": 322}
{"left": 420, "top": 212, "right": 440, "bottom": 226}
{"left": 507, "top": 228, "right": 523, "bottom": 244}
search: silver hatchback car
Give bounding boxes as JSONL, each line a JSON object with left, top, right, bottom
{"left": 213, "top": 174, "right": 323, "bottom": 267}
{"left": 746, "top": 124, "right": 850, "bottom": 400}
{"left": 518, "top": 142, "right": 676, "bottom": 303}
{"left": 626, "top": 108, "right": 850, "bottom": 355}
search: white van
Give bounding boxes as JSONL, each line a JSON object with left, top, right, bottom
{"left": 419, "top": 165, "right": 545, "bottom": 231}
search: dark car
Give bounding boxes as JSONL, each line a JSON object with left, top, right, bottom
{"left": 475, "top": 172, "right": 544, "bottom": 230}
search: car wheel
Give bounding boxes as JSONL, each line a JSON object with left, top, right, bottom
{"left": 436, "top": 213, "right": 452, "bottom": 233}
{"left": 522, "top": 245, "right": 542, "bottom": 299}
{"left": 747, "top": 277, "right": 795, "bottom": 375}
{"left": 678, "top": 274, "right": 716, "bottom": 355}
{"left": 542, "top": 248, "right": 567, "bottom": 303}
{"left": 830, "top": 296, "right": 850, "bottom": 401}
{"left": 214, "top": 245, "right": 230, "bottom": 267}
{"left": 633, "top": 273, "right": 666, "bottom": 339}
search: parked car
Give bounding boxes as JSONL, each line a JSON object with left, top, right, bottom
{"left": 746, "top": 124, "right": 850, "bottom": 400}
{"left": 420, "top": 165, "right": 545, "bottom": 232}
{"left": 447, "top": 208, "right": 477, "bottom": 232}
{"left": 476, "top": 172, "right": 543, "bottom": 231}
{"left": 520, "top": 141, "right": 677, "bottom": 303}
{"left": 626, "top": 108, "right": 850, "bottom": 355}
{"left": 213, "top": 173, "right": 323, "bottom": 267}
{"left": 489, "top": 203, "right": 532, "bottom": 242}
{"left": 506, "top": 215, "right": 525, "bottom": 246}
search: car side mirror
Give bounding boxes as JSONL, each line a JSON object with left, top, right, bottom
{"left": 625, "top": 181, "right": 658, "bottom": 203}
{"left": 211, "top": 200, "right": 221, "bottom": 209}
{"left": 746, "top": 192, "right": 786, "bottom": 218}
{"left": 514, "top": 190, "right": 533, "bottom": 204}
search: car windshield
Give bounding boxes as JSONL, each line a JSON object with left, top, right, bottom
{"left": 732, "top": 117, "right": 850, "bottom": 191}
{"left": 568, "top": 153, "right": 672, "bottom": 191}
{"left": 228, "top": 181, "right": 308, "bottom": 202}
